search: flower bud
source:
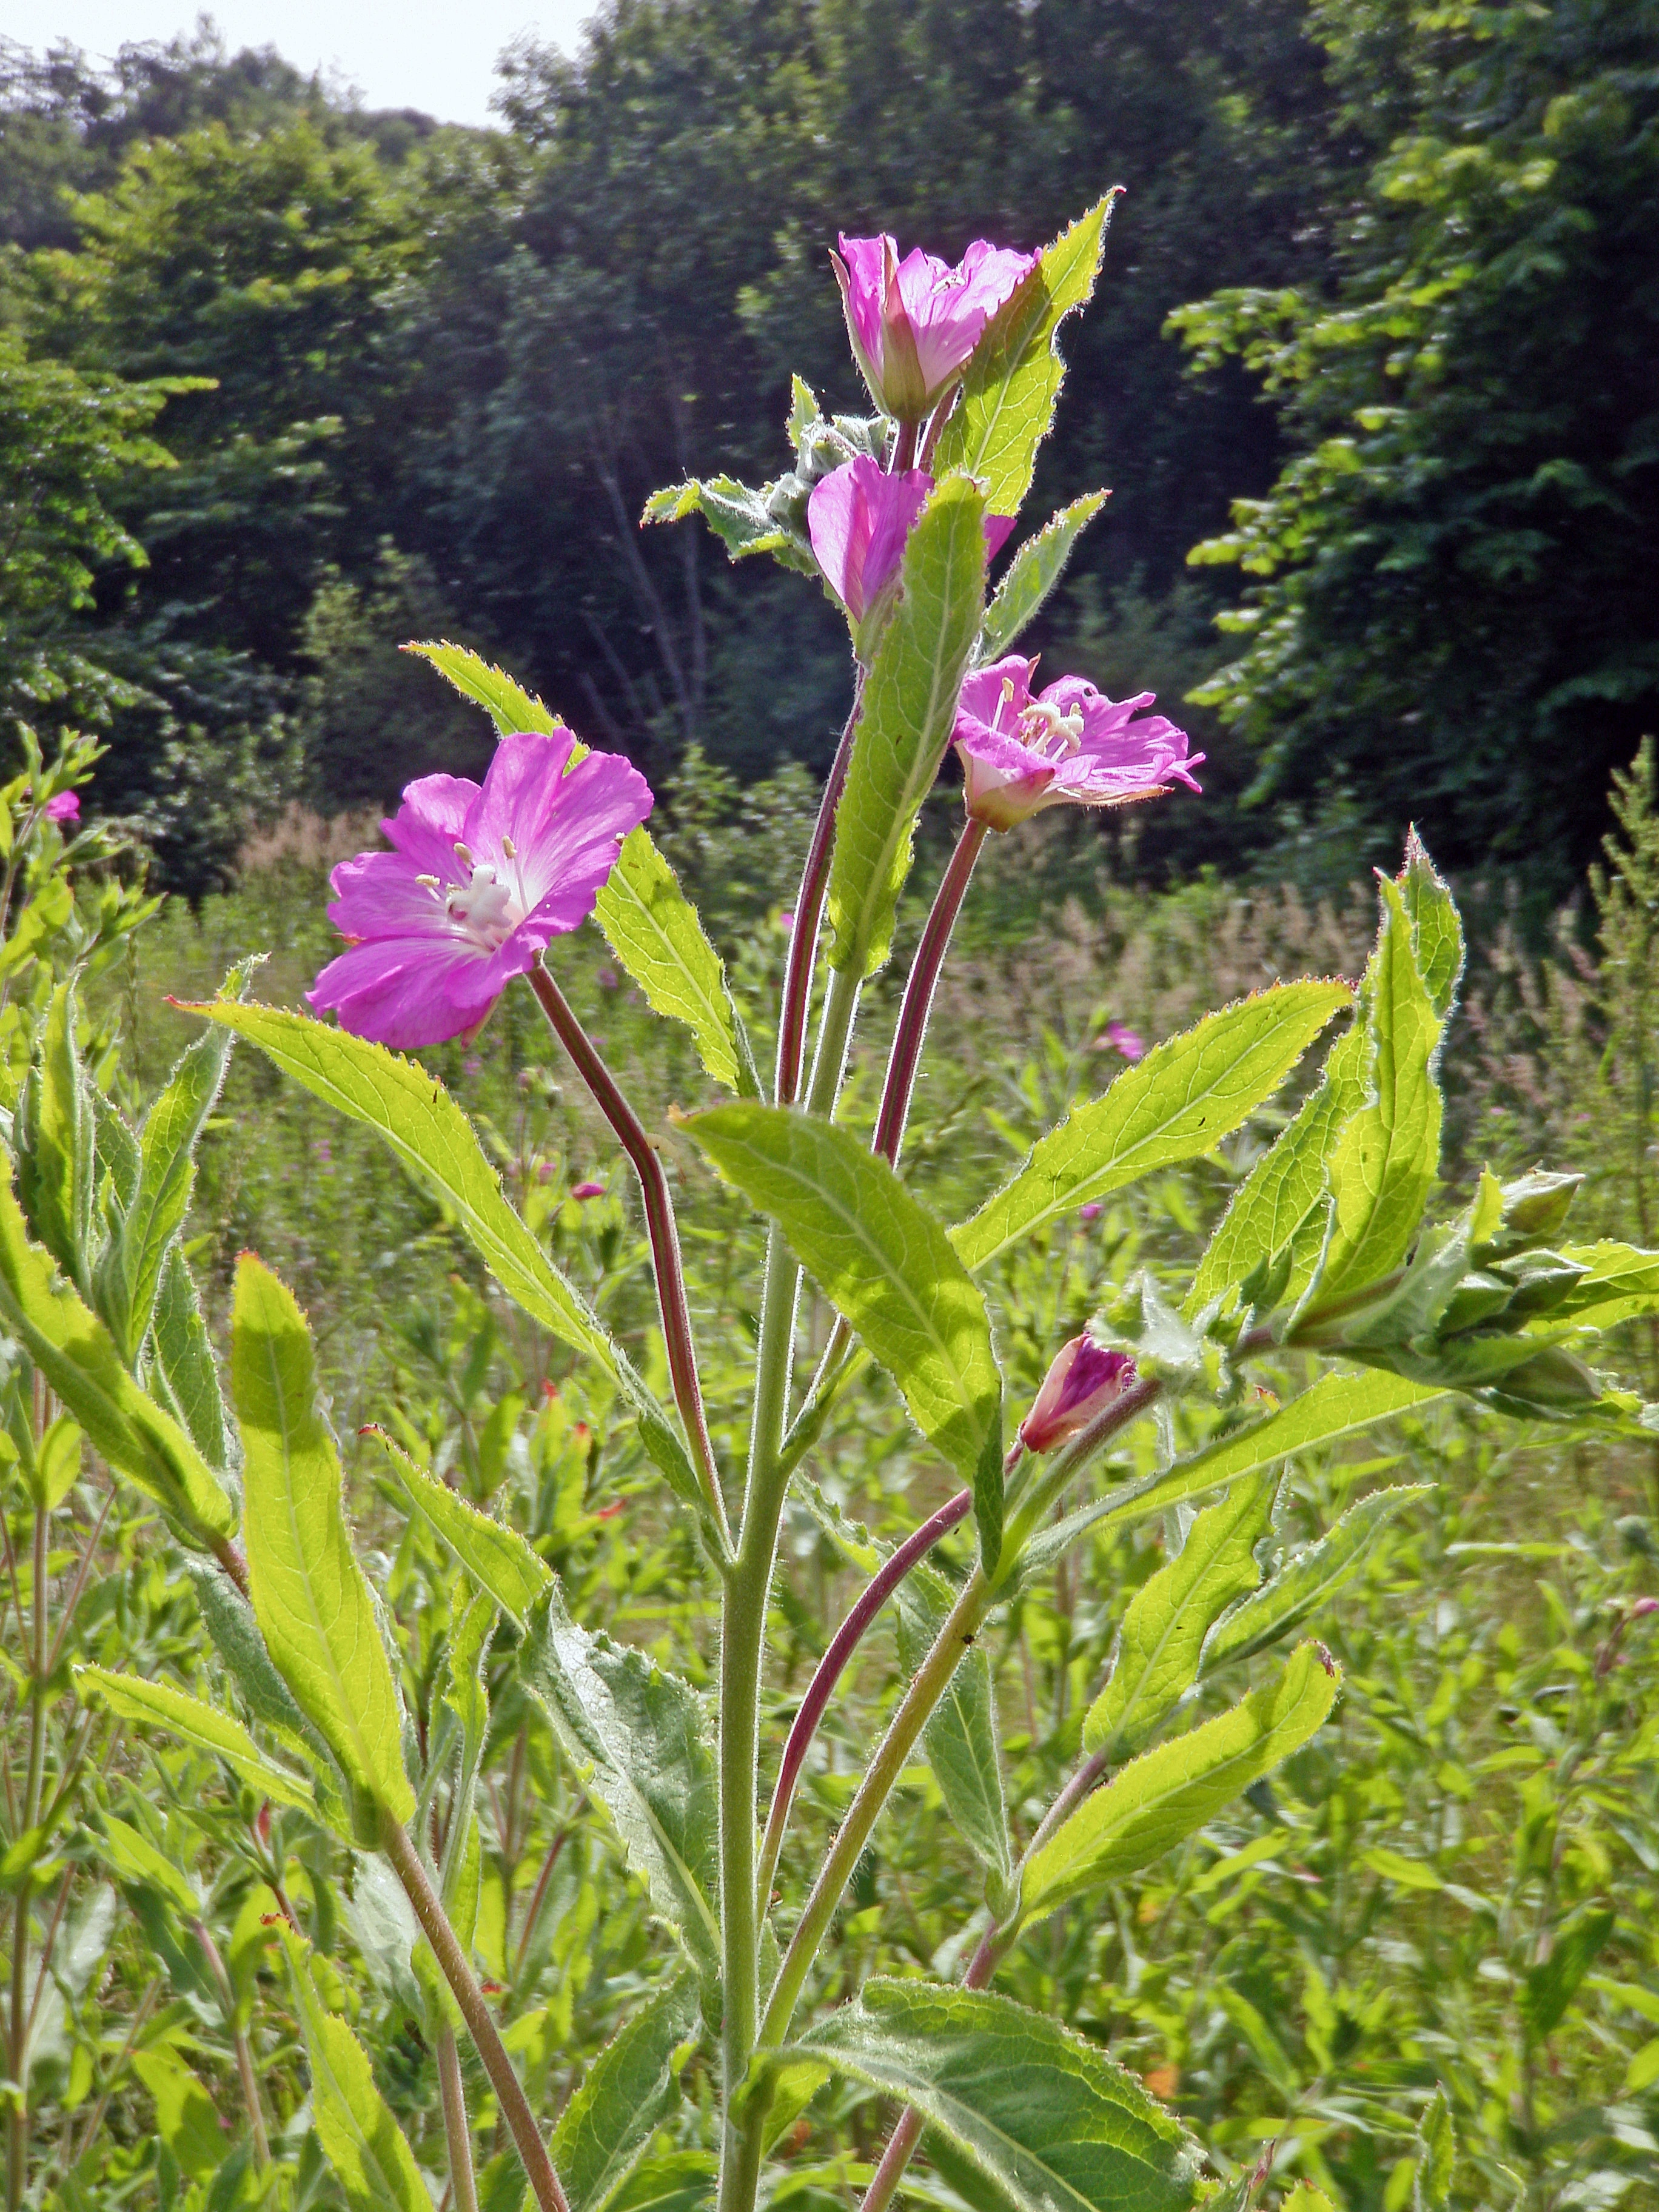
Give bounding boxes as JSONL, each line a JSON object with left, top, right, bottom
{"left": 1019, "top": 1335, "right": 1135, "bottom": 1453}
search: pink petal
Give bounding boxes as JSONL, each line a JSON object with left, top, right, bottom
{"left": 834, "top": 233, "right": 891, "bottom": 360}
{"left": 956, "top": 655, "right": 1039, "bottom": 732}
{"left": 326, "top": 849, "right": 468, "bottom": 946}
{"left": 478, "top": 744, "right": 654, "bottom": 923}
{"left": 307, "top": 934, "right": 500, "bottom": 1050}
{"left": 900, "top": 240, "right": 1039, "bottom": 393}
{"left": 807, "top": 458, "right": 931, "bottom": 622}
{"left": 382, "top": 773, "right": 480, "bottom": 878}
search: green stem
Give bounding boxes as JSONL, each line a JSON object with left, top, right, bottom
{"left": 7, "top": 1501, "right": 47, "bottom": 2212}
{"left": 380, "top": 1818, "right": 568, "bottom": 2212}
{"left": 438, "top": 2024, "right": 480, "bottom": 2212}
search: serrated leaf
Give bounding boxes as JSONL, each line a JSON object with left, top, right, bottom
{"left": 1398, "top": 831, "right": 1464, "bottom": 1024}
{"left": 232, "top": 1255, "right": 413, "bottom": 1837}
{"left": 113, "top": 1013, "right": 238, "bottom": 1362}
{"left": 934, "top": 198, "right": 1114, "bottom": 517}
{"left": 97, "top": 1812, "right": 199, "bottom": 1914}
{"left": 896, "top": 1568, "right": 1010, "bottom": 1889}
{"left": 16, "top": 983, "right": 93, "bottom": 1296}
{"left": 148, "top": 1243, "right": 236, "bottom": 1492}
{"left": 978, "top": 492, "right": 1108, "bottom": 663}
{"left": 406, "top": 640, "right": 561, "bottom": 736}
{"left": 520, "top": 1583, "right": 719, "bottom": 1972}
{"left": 1187, "top": 1021, "right": 1367, "bottom": 1316}
{"left": 1413, "top": 2085, "right": 1455, "bottom": 2212}
{"left": 684, "top": 1104, "right": 1005, "bottom": 1566}
{"left": 1084, "top": 1472, "right": 1278, "bottom": 1759}
{"left": 280, "top": 1929, "right": 430, "bottom": 2212}
{"left": 1022, "top": 1643, "right": 1339, "bottom": 1922}
{"left": 552, "top": 1976, "right": 695, "bottom": 2212}
{"left": 793, "top": 1979, "right": 1199, "bottom": 2212}
{"left": 1546, "top": 1241, "right": 1659, "bottom": 1332}
{"left": 1521, "top": 1906, "right": 1615, "bottom": 2041}
{"left": 1201, "top": 1484, "right": 1431, "bottom": 1672}
{"left": 825, "top": 475, "right": 988, "bottom": 977}
{"left": 76, "top": 1667, "right": 314, "bottom": 1811}
{"left": 595, "top": 829, "right": 759, "bottom": 1096}
{"left": 642, "top": 475, "right": 816, "bottom": 572}
{"left": 186, "top": 1001, "right": 700, "bottom": 1514}
{"left": 0, "top": 1168, "right": 234, "bottom": 1538}
{"left": 954, "top": 982, "right": 1352, "bottom": 1274}
{"left": 369, "top": 1427, "right": 550, "bottom": 1626}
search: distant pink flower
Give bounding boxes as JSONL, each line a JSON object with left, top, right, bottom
{"left": 808, "top": 458, "right": 1014, "bottom": 636}
{"left": 571, "top": 1179, "right": 606, "bottom": 1201}
{"left": 833, "top": 233, "right": 1039, "bottom": 421}
{"left": 1019, "top": 1336, "right": 1136, "bottom": 1453}
{"left": 779, "top": 910, "right": 795, "bottom": 930}
{"left": 954, "top": 656, "right": 1202, "bottom": 831}
{"left": 44, "top": 791, "right": 79, "bottom": 825}
{"left": 309, "top": 731, "right": 651, "bottom": 1051}
{"left": 1106, "top": 1022, "right": 1146, "bottom": 1062}
{"left": 1078, "top": 1202, "right": 1103, "bottom": 1222}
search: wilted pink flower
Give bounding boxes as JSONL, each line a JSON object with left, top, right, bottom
{"left": 833, "top": 234, "right": 1039, "bottom": 421}
{"left": 309, "top": 731, "right": 651, "bottom": 1051}
{"left": 44, "top": 791, "right": 79, "bottom": 825}
{"left": 1106, "top": 1021, "right": 1146, "bottom": 1062}
{"left": 953, "top": 656, "right": 1202, "bottom": 831}
{"left": 571, "top": 1179, "right": 606, "bottom": 1201}
{"left": 1019, "top": 1336, "right": 1136, "bottom": 1453}
{"left": 808, "top": 458, "right": 1014, "bottom": 636}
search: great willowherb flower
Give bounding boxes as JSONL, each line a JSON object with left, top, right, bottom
{"left": 833, "top": 233, "right": 1039, "bottom": 421}
{"left": 1105, "top": 1020, "right": 1146, "bottom": 1062}
{"left": 1019, "top": 1335, "right": 1136, "bottom": 1453}
{"left": 309, "top": 731, "right": 651, "bottom": 1051}
{"left": 44, "top": 791, "right": 79, "bottom": 825}
{"left": 953, "top": 655, "right": 1203, "bottom": 831}
{"left": 808, "top": 457, "right": 1014, "bottom": 642}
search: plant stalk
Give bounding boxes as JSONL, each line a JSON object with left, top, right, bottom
{"left": 528, "top": 960, "right": 726, "bottom": 1543}
{"left": 7, "top": 1501, "right": 48, "bottom": 2212}
{"left": 438, "top": 2024, "right": 481, "bottom": 2212}
{"left": 380, "top": 1817, "right": 568, "bottom": 2212}
{"left": 776, "top": 696, "right": 860, "bottom": 1110}
{"left": 873, "top": 817, "right": 988, "bottom": 1167}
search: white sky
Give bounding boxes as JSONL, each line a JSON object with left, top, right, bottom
{"left": 5, "top": 1, "right": 600, "bottom": 127}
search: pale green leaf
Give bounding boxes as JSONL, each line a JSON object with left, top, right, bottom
{"left": 281, "top": 1929, "right": 430, "bottom": 2212}
{"left": 96, "top": 1813, "right": 198, "bottom": 1914}
{"left": 934, "top": 199, "right": 1114, "bottom": 517}
{"left": 594, "top": 828, "right": 759, "bottom": 1097}
{"left": 76, "top": 1666, "right": 314, "bottom": 1811}
{"left": 1549, "top": 1241, "right": 1659, "bottom": 1332}
{"left": 896, "top": 1567, "right": 1011, "bottom": 1890}
{"left": 978, "top": 492, "right": 1108, "bottom": 663}
{"left": 232, "top": 1254, "right": 413, "bottom": 1834}
{"left": 1201, "top": 1484, "right": 1432, "bottom": 1672}
{"left": 683, "top": 1104, "right": 1005, "bottom": 1566}
{"left": 16, "top": 983, "right": 92, "bottom": 1296}
{"left": 369, "top": 1426, "right": 550, "bottom": 1626}
{"left": 954, "top": 982, "right": 1352, "bottom": 1274}
{"left": 1398, "top": 831, "right": 1465, "bottom": 1024}
{"left": 793, "top": 1979, "right": 1199, "bottom": 2212}
{"left": 406, "top": 640, "right": 560, "bottom": 736}
{"left": 1413, "top": 2085, "right": 1455, "bottom": 2212}
{"left": 1022, "top": 1643, "right": 1340, "bottom": 1922}
{"left": 114, "top": 1012, "right": 238, "bottom": 1361}
{"left": 520, "top": 1583, "right": 720, "bottom": 1972}
{"left": 825, "top": 475, "right": 988, "bottom": 978}
{"left": 552, "top": 1976, "right": 695, "bottom": 2212}
{"left": 147, "top": 1242, "right": 236, "bottom": 1492}
{"left": 1083, "top": 1472, "right": 1277, "bottom": 1758}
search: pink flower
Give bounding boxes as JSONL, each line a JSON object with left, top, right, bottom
{"left": 808, "top": 458, "right": 1014, "bottom": 637}
{"left": 1106, "top": 1022, "right": 1146, "bottom": 1062}
{"left": 833, "top": 234, "right": 1039, "bottom": 421}
{"left": 1019, "top": 1336, "right": 1136, "bottom": 1454}
{"left": 954, "top": 657, "right": 1203, "bottom": 831}
{"left": 1078, "top": 1202, "right": 1103, "bottom": 1222}
{"left": 44, "top": 791, "right": 79, "bottom": 825}
{"left": 571, "top": 1179, "right": 606, "bottom": 1201}
{"left": 309, "top": 730, "right": 651, "bottom": 1051}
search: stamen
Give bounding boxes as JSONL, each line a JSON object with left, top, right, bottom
{"left": 414, "top": 873, "right": 440, "bottom": 889}
{"left": 500, "top": 834, "right": 517, "bottom": 860}
{"left": 453, "top": 842, "right": 474, "bottom": 868}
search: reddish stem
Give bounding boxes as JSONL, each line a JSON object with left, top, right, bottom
{"left": 873, "top": 817, "right": 988, "bottom": 1168}
{"left": 757, "top": 1487, "right": 971, "bottom": 1904}
{"left": 777, "top": 692, "right": 861, "bottom": 1107}
{"left": 528, "top": 963, "right": 725, "bottom": 1535}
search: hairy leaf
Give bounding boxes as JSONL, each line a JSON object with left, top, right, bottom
{"left": 897, "top": 1567, "right": 1011, "bottom": 1892}
{"left": 147, "top": 1243, "right": 235, "bottom": 1490}
{"left": 15, "top": 983, "right": 93, "bottom": 1296}
{"left": 552, "top": 1976, "right": 695, "bottom": 2212}
{"left": 1202, "top": 1484, "right": 1431, "bottom": 1672}
{"left": 281, "top": 1929, "right": 429, "bottom": 2212}
{"left": 406, "top": 640, "right": 561, "bottom": 736}
{"left": 595, "top": 828, "right": 759, "bottom": 1096}
{"left": 978, "top": 492, "right": 1108, "bottom": 663}
{"left": 369, "top": 1427, "right": 549, "bottom": 1626}
{"left": 76, "top": 1667, "right": 313, "bottom": 1811}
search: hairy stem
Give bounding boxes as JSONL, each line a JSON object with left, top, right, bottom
{"left": 762, "top": 1570, "right": 988, "bottom": 2047}
{"left": 758, "top": 1488, "right": 971, "bottom": 1909}
{"left": 873, "top": 818, "right": 988, "bottom": 1167}
{"left": 528, "top": 961, "right": 726, "bottom": 1543}
{"left": 7, "top": 1503, "right": 48, "bottom": 2212}
{"left": 438, "top": 2024, "right": 480, "bottom": 2212}
{"left": 777, "top": 694, "right": 860, "bottom": 1109}
{"left": 380, "top": 1818, "right": 568, "bottom": 2212}
{"left": 195, "top": 1917, "right": 269, "bottom": 2170}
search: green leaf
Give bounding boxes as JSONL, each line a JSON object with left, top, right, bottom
{"left": 1022, "top": 1643, "right": 1339, "bottom": 1923}
{"left": 1398, "top": 830, "right": 1465, "bottom": 1024}
{"left": 406, "top": 640, "right": 560, "bottom": 736}
{"left": 1201, "top": 1484, "right": 1431, "bottom": 1672}
{"left": 113, "top": 1010, "right": 239, "bottom": 1361}
{"left": 825, "top": 475, "right": 988, "bottom": 977}
{"left": 896, "top": 1567, "right": 1011, "bottom": 1892}
{"left": 1547, "top": 1241, "right": 1659, "bottom": 1332}
{"left": 15, "top": 982, "right": 93, "bottom": 1296}
{"left": 1187, "top": 1022, "right": 1367, "bottom": 1316}
{"left": 1083, "top": 1472, "right": 1278, "bottom": 1759}
{"left": 641, "top": 475, "right": 816, "bottom": 574}
{"left": 96, "top": 1812, "right": 199, "bottom": 1914}
{"left": 934, "top": 198, "right": 1114, "bottom": 518}
{"left": 594, "top": 828, "right": 759, "bottom": 1097}
{"left": 147, "top": 1243, "right": 236, "bottom": 1492}
{"left": 129, "top": 2049, "right": 226, "bottom": 2179}
{"left": 520, "top": 1582, "right": 720, "bottom": 1973}
{"left": 232, "top": 1254, "right": 413, "bottom": 1837}
{"left": 186, "top": 1001, "right": 700, "bottom": 1515}
{"left": 1301, "top": 877, "right": 1444, "bottom": 1312}
{"left": 76, "top": 1667, "right": 314, "bottom": 1811}
{"left": 33, "top": 1414, "right": 82, "bottom": 1510}
{"left": 978, "top": 493, "right": 1108, "bottom": 663}
{"left": 369, "top": 1426, "right": 550, "bottom": 1626}
{"left": 793, "top": 1978, "right": 1199, "bottom": 2212}
{"left": 280, "top": 1928, "right": 431, "bottom": 2212}
{"left": 1521, "top": 1906, "right": 1615, "bottom": 2041}
{"left": 0, "top": 1167, "right": 235, "bottom": 1537}
{"left": 551, "top": 1976, "right": 695, "bottom": 2212}
{"left": 1412, "top": 2085, "right": 1455, "bottom": 2212}
{"left": 954, "top": 982, "right": 1353, "bottom": 1275}
{"left": 683, "top": 1104, "right": 1005, "bottom": 1566}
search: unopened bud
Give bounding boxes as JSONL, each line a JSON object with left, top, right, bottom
{"left": 1019, "top": 1335, "right": 1135, "bottom": 1453}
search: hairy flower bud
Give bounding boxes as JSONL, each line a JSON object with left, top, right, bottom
{"left": 1019, "top": 1335, "right": 1136, "bottom": 1453}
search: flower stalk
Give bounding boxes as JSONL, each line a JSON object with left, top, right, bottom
{"left": 873, "top": 817, "right": 988, "bottom": 1166}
